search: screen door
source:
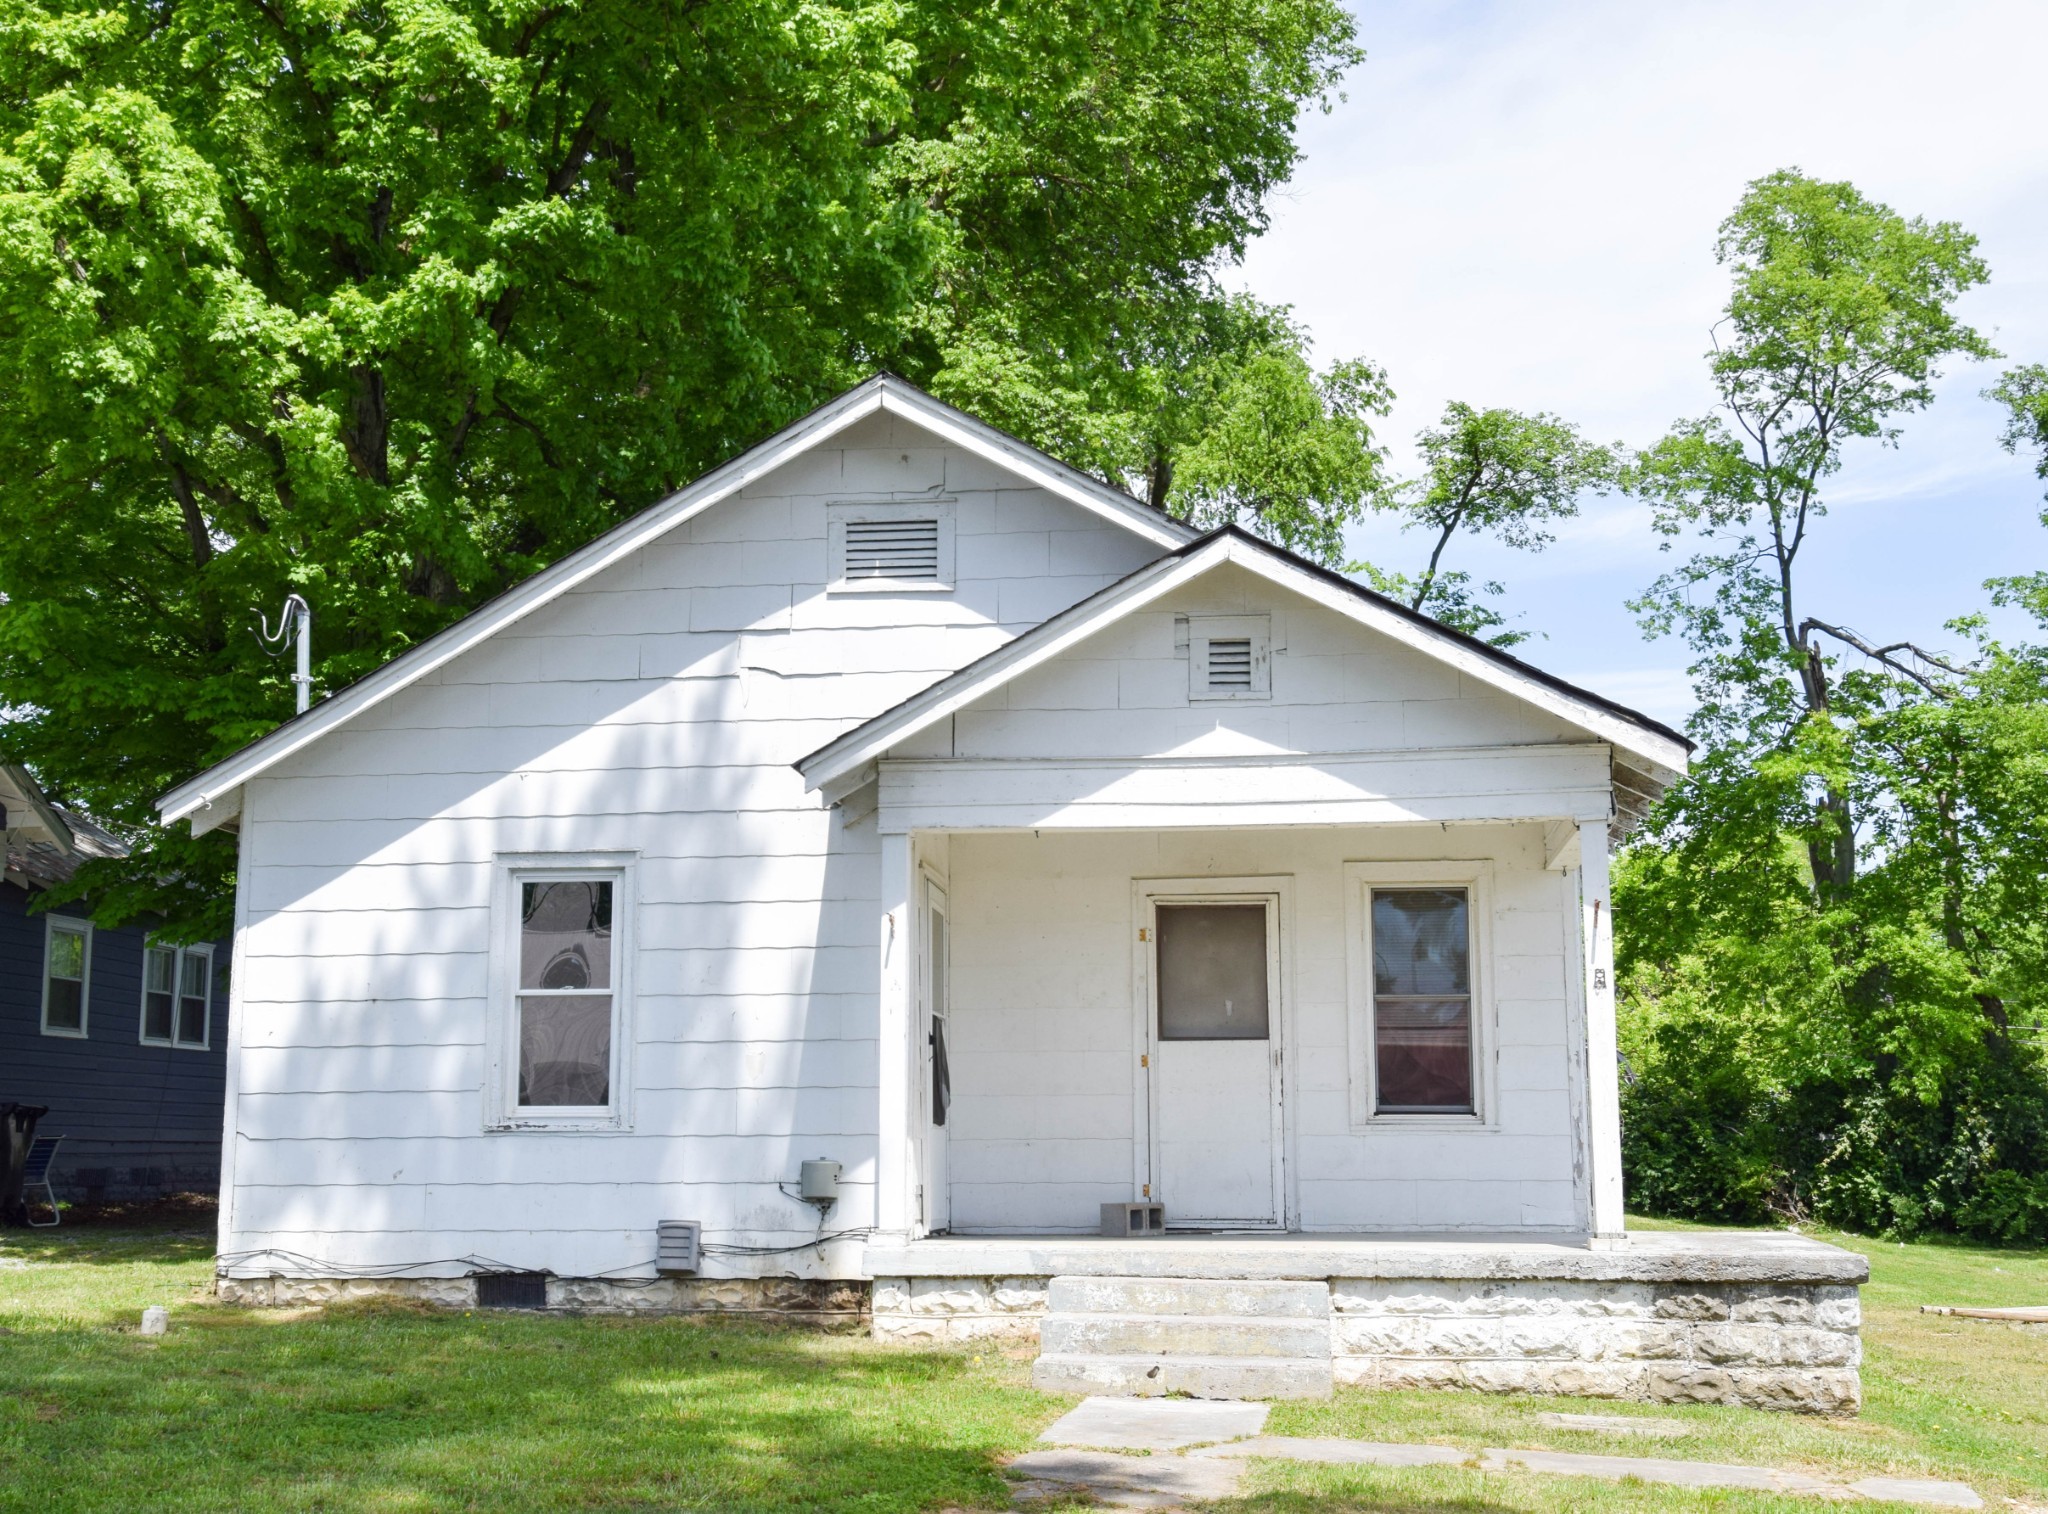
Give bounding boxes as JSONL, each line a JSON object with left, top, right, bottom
{"left": 919, "top": 878, "right": 952, "bottom": 1232}
{"left": 1148, "top": 895, "right": 1283, "bottom": 1227}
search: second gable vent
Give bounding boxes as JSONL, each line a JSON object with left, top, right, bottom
{"left": 1204, "top": 637, "right": 1255, "bottom": 690}
{"left": 843, "top": 517, "right": 941, "bottom": 581}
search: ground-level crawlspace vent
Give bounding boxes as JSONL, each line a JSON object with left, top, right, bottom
{"left": 475, "top": 1272, "right": 550, "bottom": 1309}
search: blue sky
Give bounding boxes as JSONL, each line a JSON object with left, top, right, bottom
{"left": 1234, "top": 0, "right": 2048, "bottom": 726}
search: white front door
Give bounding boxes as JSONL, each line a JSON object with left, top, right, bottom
{"left": 918, "top": 877, "right": 952, "bottom": 1233}
{"left": 1147, "top": 894, "right": 1283, "bottom": 1228}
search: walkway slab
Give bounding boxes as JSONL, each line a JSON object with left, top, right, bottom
{"left": 1481, "top": 1447, "right": 1842, "bottom": 1496}
{"left": 1006, "top": 1449, "right": 1243, "bottom": 1509}
{"left": 1846, "top": 1478, "right": 1983, "bottom": 1509}
{"left": 1193, "top": 1436, "right": 1470, "bottom": 1468}
{"left": 1039, "top": 1396, "right": 1268, "bottom": 1451}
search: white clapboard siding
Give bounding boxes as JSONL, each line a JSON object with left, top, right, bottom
{"left": 223, "top": 409, "right": 1167, "bottom": 1280}
{"left": 946, "top": 825, "right": 1586, "bottom": 1235}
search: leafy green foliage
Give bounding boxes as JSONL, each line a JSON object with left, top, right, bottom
{"left": 0, "top": 0, "right": 1359, "bottom": 933}
{"left": 1617, "top": 172, "right": 2048, "bottom": 1245}
{"left": 1350, "top": 402, "right": 1620, "bottom": 646}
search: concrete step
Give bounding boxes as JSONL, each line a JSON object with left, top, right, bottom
{"left": 1034, "top": 1351, "right": 1334, "bottom": 1401}
{"left": 1048, "top": 1275, "right": 1330, "bottom": 1319}
{"left": 1041, "top": 1311, "right": 1332, "bottom": 1360}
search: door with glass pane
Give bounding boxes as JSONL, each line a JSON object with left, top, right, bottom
{"left": 918, "top": 878, "right": 952, "bottom": 1233}
{"left": 1146, "top": 893, "right": 1283, "bottom": 1228}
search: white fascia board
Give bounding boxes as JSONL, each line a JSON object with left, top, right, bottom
{"left": 799, "top": 533, "right": 1689, "bottom": 792}
{"left": 1214, "top": 542, "right": 1691, "bottom": 778}
{"left": 158, "top": 376, "right": 1187, "bottom": 826}
{"left": 876, "top": 385, "right": 1190, "bottom": 549}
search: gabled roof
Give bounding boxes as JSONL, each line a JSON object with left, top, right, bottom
{"left": 796, "top": 526, "right": 1693, "bottom": 792}
{"left": 158, "top": 376, "right": 1195, "bottom": 827}
{"left": 3, "top": 763, "right": 129, "bottom": 891}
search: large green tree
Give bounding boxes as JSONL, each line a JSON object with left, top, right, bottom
{"left": 1630, "top": 169, "right": 1996, "bottom": 899}
{"left": 1353, "top": 402, "right": 1621, "bottom": 646}
{"left": 1615, "top": 175, "right": 2048, "bottom": 1241}
{"left": 0, "top": 0, "right": 1359, "bottom": 932}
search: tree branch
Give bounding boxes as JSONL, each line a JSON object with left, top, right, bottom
{"left": 1798, "top": 618, "right": 1969, "bottom": 698}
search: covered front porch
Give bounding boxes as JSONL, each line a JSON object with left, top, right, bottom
{"left": 873, "top": 811, "right": 1627, "bottom": 1246}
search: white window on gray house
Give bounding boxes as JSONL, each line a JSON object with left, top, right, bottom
{"left": 516, "top": 875, "right": 618, "bottom": 1109}
{"left": 1186, "top": 615, "right": 1273, "bottom": 701}
{"left": 1370, "top": 888, "right": 1474, "bottom": 1112}
{"left": 827, "top": 500, "right": 955, "bottom": 592}
{"left": 142, "top": 943, "right": 213, "bottom": 1049}
{"left": 41, "top": 916, "right": 91, "bottom": 1037}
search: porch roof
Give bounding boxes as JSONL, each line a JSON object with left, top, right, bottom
{"left": 795, "top": 528, "right": 1692, "bottom": 801}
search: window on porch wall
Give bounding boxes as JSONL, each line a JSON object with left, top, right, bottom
{"left": 1371, "top": 889, "right": 1473, "bottom": 1112}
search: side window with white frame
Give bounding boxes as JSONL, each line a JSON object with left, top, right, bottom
{"left": 41, "top": 916, "right": 91, "bottom": 1037}
{"left": 489, "top": 857, "right": 635, "bottom": 1129}
{"left": 827, "top": 499, "right": 956, "bottom": 593}
{"left": 1345, "top": 861, "right": 1492, "bottom": 1125}
{"left": 142, "top": 942, "right": 214, "bottom": 1049}
{"left": 1186, "top": 615, "right": 1272, "bottom": 701}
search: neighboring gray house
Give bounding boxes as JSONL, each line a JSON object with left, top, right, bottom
{"left": 2, "top": 765, "right": 229, "bottom": 1203}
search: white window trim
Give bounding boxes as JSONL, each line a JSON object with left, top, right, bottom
{"left": 485, "top": 851, "right": 638, "bottom": 1132}
{"left": 1344, "top": 860, "right": 1496, "bottom": 1131}
{"left": 140, "top": 940, "right": 214, "bottom": 1051}
{"left": 826, "top": 498, "right": 957, "bottom": 594}
{"left": 40, "top": 914, "right": 92, "bottom": 1038}
{"left": 1185, "top": 614, "right": 1273, "bottom": 701}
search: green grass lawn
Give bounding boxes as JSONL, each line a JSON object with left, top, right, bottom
{"left": 2, "top": 1217, "right": 2044, "bottom": 1513}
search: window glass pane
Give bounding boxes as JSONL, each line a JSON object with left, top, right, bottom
{"left": 1156, "top": 904, "right": 1269, "bottom": 1041}
{"left": 518, "top": 995, "right": 612, "bottom": 1106}
{"left": 930, "top": 908, "right": 948, "bottom": 1019}
{"left": 1375, "top": 996, "right": 1473, "bottom": 1109}
{"left": 144, "top": 993, "right": 174, "bottom": 1041}
{"left": 177, "top": 994, "right": 208, "bottom": 1045}
{"left": 179, "top": 951, "right": 210, "bottom": 1000}
{"left": 1372, "top": 890, "right": 1472, "bottom": 1111}
{"left": 48, "top": 926, "right": 85, "bottom": 983}
{"left": 146, "top": 946, "right": 176, "bottom": 995}
{"left": 46, "top": 976, "right": 84, "bottom": 1031}
{"left": 520, "top": 880, "right": 612, "bottom": 990}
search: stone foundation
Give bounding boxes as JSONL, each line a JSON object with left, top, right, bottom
{"left": 216, "top": 1272, "right": 869, "bottom": 1324}
{"left": 870, "top": 1276, "right": 1049, "bottom": 1341}
{"left": 1330, "top": 1278, "right": 1861, "bottom": 1413}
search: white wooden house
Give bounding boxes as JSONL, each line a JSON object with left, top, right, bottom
{"left": 161, "top": 377, "right": 1866, "bottom": 1407}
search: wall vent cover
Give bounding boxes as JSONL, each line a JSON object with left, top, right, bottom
{"left": 843, "top": 517, "right": 940, "bottom": 581}
{"left": 1204, "top": 637, "right": 1255, "bottom": 690}
{"left": 475, "top": 1271, "right": 549, "bottom": 1309}
{"left": 656, "top": 1219, "right": 702, "bottom": 1274}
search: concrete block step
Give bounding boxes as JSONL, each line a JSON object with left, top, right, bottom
{"left": 1041, "top": 1311, "right": 1332, "bottom": 1360}
{"left": 1034, "top": 1351, "right": 1334, "bottom": 1401}
{"left": 1048, "top": 1275, "right": 1330, "bottom": 1320}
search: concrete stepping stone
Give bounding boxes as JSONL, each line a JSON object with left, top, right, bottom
{"left": 1039, "top": 1396, "right": 1268, "bottom": 1451}
{"left": 1845, "top": 1478, "right": 1983, "bottom": 1509}
{"left": 1006, "top": 1449, "right": 1244, "bottom": 1509}
{"left": 1192, "top": 1436, "right": 1470, "bottom": 1467}
{"left": 1480, "top": 1447, "right": 1842, "bottom": 1496}
{"left": 1536, "top": 1411, "right": 1689, "bottom": 1438}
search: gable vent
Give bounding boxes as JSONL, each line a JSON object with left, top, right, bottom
{"left": 843, "top": 518, "right": 940, "bottom": 581}
{"left": 1204, "top": 637, "right": 1255, "bottom": 690}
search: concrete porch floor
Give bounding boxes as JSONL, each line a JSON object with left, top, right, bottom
{"left": 865, "top": 1229, "right": 1869, "bottom": 1284}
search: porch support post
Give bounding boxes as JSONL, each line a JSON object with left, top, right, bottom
{"left": 876, "top": 830, "right": 917, "bottom": 1239}
{"left": 1579, "top": 819, "right": 1625, "bottom": 1239}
